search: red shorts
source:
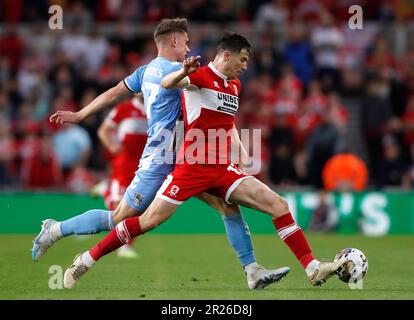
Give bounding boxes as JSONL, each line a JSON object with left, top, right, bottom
{"left": 157, "top": 163, "right": 253, "bottom": 205}
{"left": 104, "top": 178, "right": 127, "bottom": 210}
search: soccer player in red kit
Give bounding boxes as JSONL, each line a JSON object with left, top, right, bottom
{"left": 98, "top": 96, "right": 147, "bottom": 258}
{"left": 64, "top": 32, "right": 346, "bottom": 288}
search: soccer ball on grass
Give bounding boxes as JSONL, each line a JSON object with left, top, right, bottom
{"left": 334, "top": 248, "right": 368, "bottom": 283}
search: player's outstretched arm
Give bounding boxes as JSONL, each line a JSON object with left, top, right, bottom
{"left": 161, "top": 55, "right": 201, "bottom": 89}
{"left": 49, "top": 81, "right": 133, "bottom": 124}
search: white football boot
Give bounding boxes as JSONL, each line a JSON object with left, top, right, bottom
{"left": 31, "top": 219, "right": 61, "bottom": 261}
{"left": 246, "top": 264, "right": 290, "bottom": 289}
{"left": 116, "top": 245, "right": 139, "bottom": 259}
{"left": 64, "top": 253, "right": 91, "bottom": 289}
{"left": 308, "top": 257, "right": 347, "bottom": 286}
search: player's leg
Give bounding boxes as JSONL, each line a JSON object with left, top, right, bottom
{"left": 196, "top": 192, "right": 290, "bottom": 289}
{"left": 58, "top": 176, "right": 132, "bottom": 238}
{"left": 196, "top": 192, "right": 255, "bottom": 267}
{"left": 63, "top": 166, "right": 203, "bottom": 288}
{"left": 228, "top": 177, "right": 346, "bottom": 286}
{"left": 63, "top": 197, "right": 178, "bottom": 288}
{"left": 31, "top": 172, "right": 162, "bottom": 261}
{"left": 104, "top": 179, "right": 139, "bottom": 258}
{"left": 31, "top": 196, "right": 138, "bottom": 262}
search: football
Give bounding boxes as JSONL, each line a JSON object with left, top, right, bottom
{"left": 334, "top": 248, "right": 368, "bottom": 283}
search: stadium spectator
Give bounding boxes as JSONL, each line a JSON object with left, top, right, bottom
{"left": 379, "top": 135, "right": 406, "bottom": 187}
{"left": 366, "top": 35, "right": 398, "bottom": 76}
{"left": 0, "top": 90, "right": 12, "bottom": 122}
{"left": 63, "top": 0, "right": 94, "bottom": 32}
{"left": 288, "top": 100, "right": 320, "bottom": 153}
{"left": 0, "top": 119, "right": 14, "bottom": 188}
{"left": 1, "top": 2, "right": 414, "bottom": 192}
{"left": 66, "top": 161, "right": 95, "bottom": 193}
{"left": 327, "top": 92, "right": 348, "bottom": 133}
{"left": 58, "top": 24, "right": 90, "bottom": 66}
{"left": 0, "top": 25, "right": 25, "bottom": 73}
{"left": 402, "top": 96, "right": 414, "bottom": 146}
{"left": 360, "top": 76, "right": 393, "bottom": 186}
{"left": 254, "top": 0, "right": 289, "bottom": 31}
{"left": 310, "top": 10, "right": 344, "bottom": 91}
{"left": 322, "top": 153, "right": 368, "bottom": 192}
{"left": 20, "top": 131, "right": 62, "bottom": 190}
{"left": 52, "top": 123, "right": 92, "bottom": 176}
{"left": 402, "top": 143, "right": 414, "bottom": 189}
{"left": 268, "top": 114, "right": 296, "bottom": 185}
{"left": 308, "top": 191, "right": 337, "bottom": 232}
{"left": 282, "top": 23, "right": 313, "bottom": 88}
{"left": 294, "top": 0, "right": 325, "bottom": 23}
{"left": 302, "top": 79, "right": 328, "bottom": 114}
{"left": 305, "top": 107, "right": 344, "bottom": 189}
{"left": 82, "top": 28, "right": 109, "bottom": 76}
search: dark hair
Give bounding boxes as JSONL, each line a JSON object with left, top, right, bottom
{"left": 216, "top": 32, "right": 251, "bottom": 54}
{"left": 154, "top": 18, "right": 188, "bottom": 40}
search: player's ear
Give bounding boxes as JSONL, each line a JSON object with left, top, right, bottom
{"left": 170, "top": 34, "right": 177, "bottom": 48}
{"left": 223, "top": 50, "right": 231, "bottom": 61}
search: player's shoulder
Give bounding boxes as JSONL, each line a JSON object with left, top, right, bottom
{"left": 152, "top": 57, "right": 182, "bottom": 71}
{"left": 144, "top": 57, "right": 182, "bottom": 80}
{"left": 133, "top": 64, "right": 148, "bottom": 75}
{"left": 196, "top": 65, "right": 211, "bottom": 74}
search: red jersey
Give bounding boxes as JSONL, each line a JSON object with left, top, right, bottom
{"left": 179, "top": 63, "right": 241, "bottom": 165}
{"left": 105, "top": 97, "right": 148, "bottom": 185}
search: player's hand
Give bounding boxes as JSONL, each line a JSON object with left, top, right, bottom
{"left": 49, "top": 111, "right": 82, "bottom": 124}
{"left": 183, "top": 55, "right": 201, "bottom": 75}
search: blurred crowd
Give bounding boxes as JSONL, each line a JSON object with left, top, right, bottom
{"left": 1, "top": 0, "right": 414, "bottom": 193}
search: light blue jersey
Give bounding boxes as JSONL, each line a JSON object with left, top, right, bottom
{"left": 122, "top": 56, "right": 183, "bottom": 211}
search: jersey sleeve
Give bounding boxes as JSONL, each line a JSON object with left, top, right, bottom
{"left": 186, "top": 67, "right": 206, "bottom": 88}
{"left": 123, "top": 65, "right": 146, "bottom": 93}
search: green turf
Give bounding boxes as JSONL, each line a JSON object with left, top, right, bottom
{"left": 1, "top": 233, "right": 413, "bottom": 299}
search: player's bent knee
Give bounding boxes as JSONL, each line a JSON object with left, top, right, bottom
{"left": 270, "top": 195, "right": 290, "bottom": 218}
{"left": 258, "top": 190, "right": 290, "bottom": 218}
{"left": 139, "top": 212, "right": 163, "bottom": 232}
{"left": 219, "top": 203, "right": 240, "bottom": 216}
{"left": 112, "top": 201, "right": 140, "bottom": 225}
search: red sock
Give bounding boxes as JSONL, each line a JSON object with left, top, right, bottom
{"left": 126, "top": 238, "right": 135, "bottom": 247}
{"left": 89, "top": 217, "right": 142, "bottom": 261}
{"left": 273, "top": 213, "right": 314, "bottom": 269}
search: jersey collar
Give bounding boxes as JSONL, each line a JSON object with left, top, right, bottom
{"left": 208, "top": 62, "right": 228, "bottom": 81}
{"left": 208, "top": 62, "right": 229, "bottom": 87}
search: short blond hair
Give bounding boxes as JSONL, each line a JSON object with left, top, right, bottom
{"left": 154, "top": 18, "right": 188, "bottom": 41}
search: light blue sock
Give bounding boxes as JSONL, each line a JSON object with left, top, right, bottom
{"left": 60, "top": 209, "right": 114, "bottom": 236}
{"left": 222, "top": 211, "right": 256, "bottom": 268}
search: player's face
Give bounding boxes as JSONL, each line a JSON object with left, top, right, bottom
{"left": 174, "top": 32, "right": 190, "bottom": 62}
{"left": 226, "top": 49, "right": 249, "bottom": 79}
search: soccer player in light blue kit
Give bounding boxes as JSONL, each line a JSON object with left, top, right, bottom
{"left": 33, "top": 18, "right": 289, "bottom": 289}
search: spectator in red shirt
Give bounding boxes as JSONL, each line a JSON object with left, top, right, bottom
{"left": 20, "top": 131, "right": 62, "bottom": 190}
{"left": 0, "top": 25, "right": 25, "bottom": 73}
{"left": 402, "top": 95, "right": 414, "bottom": 146}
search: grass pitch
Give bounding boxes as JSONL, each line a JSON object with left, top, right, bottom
{"left": 1, "top": 233, "right": 413, "bottom": 300}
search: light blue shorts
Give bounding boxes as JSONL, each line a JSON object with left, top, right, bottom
{"left": 123, "top": 167, "right": 171, "bottom": 212}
